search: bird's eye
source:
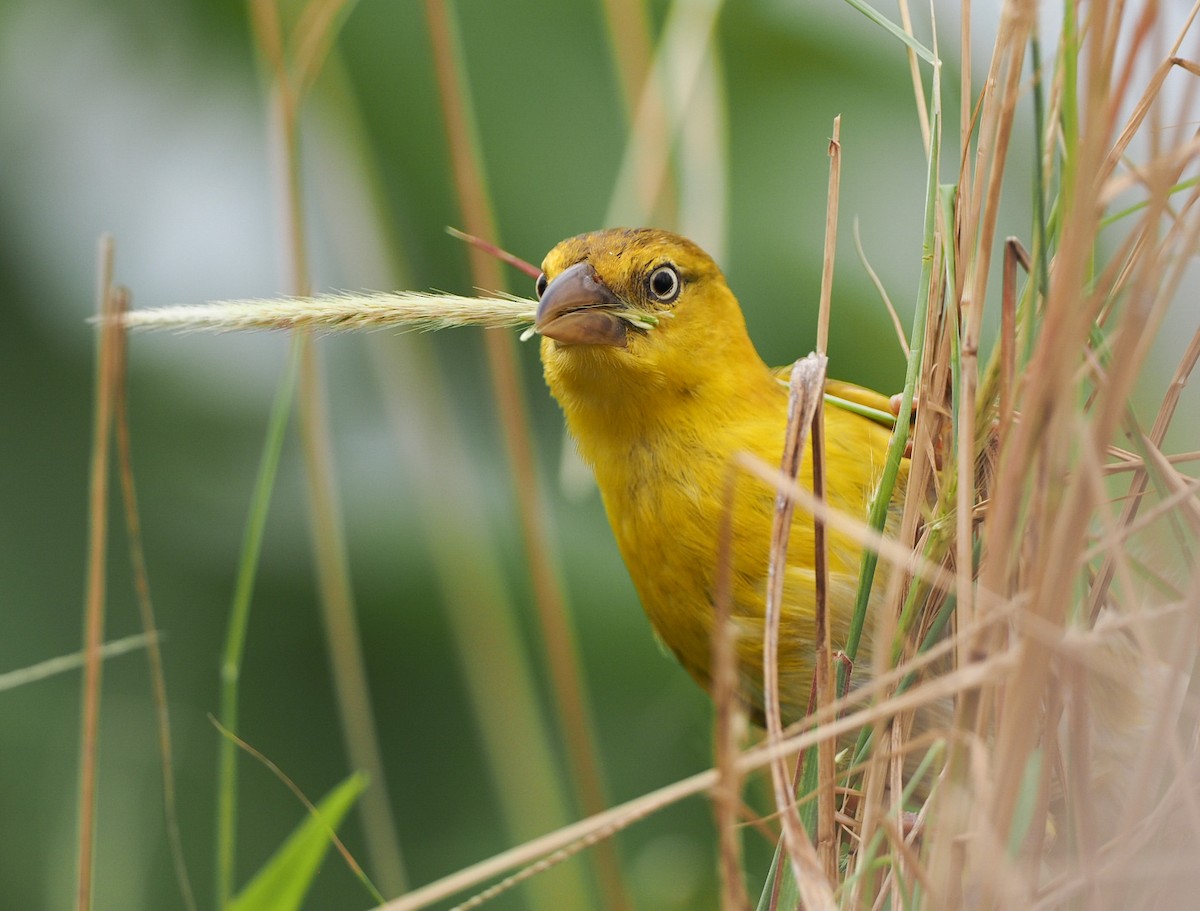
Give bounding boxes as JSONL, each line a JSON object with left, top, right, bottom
{"left": 535, "top": 273, "right": 548, "bottom": 298}
{"left": 647, "top": 265, "right": 681, "bottom": 303}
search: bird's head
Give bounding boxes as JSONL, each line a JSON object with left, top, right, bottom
{"left": 535, "top": 228, "right": 765, "bottom": 400}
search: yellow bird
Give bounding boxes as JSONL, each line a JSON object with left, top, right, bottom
{"left": 534, "top": 228, "right": 904, "bottom": 723}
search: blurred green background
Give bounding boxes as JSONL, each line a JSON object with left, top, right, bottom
{"left": 2, "top": 1, "right": 1192, "bottom": 909}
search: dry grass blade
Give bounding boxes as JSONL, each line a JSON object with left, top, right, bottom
{"left": 816, "top": 116, "right": 841, "bottom": 354}
{"left": 896, "top": 0, "right": 930, "bottom": 151}
{"left": 0, "top": 634, "right": 154, "bottom": 692}
{"left": 812, "top": 114, "right": 841, "bottom": 885}
{"left": 76, "top": 235, "right": 123, "bottom": 911}
{"left": 113, "top": 290, "right": 196, "bottom": 911}
{"left": 762, "top": 354, "right": 835, "bottom": 911}
{"left": 852, "top": 218, "right": 909, "bottom": 358}
{"left": 712, "top": 470, "right": 750, "bottom": 911}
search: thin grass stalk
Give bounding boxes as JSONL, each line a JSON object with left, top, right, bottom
{"left": 854, "top": 219, "right": 910, "bottom": 357}
{"left": 816, "top": 117, "right": 840, "bottom": 357}
{"left": 213, "top": 720, "right": 384, "bottom": 904}
{"left": 113, "top": 289, "right": 197, "bottom": 911}
{"left": 1105, "top": 48, "right": 1200, "bottom": 184}
{"left": 840, "top": 0, "right": 937, "bottom": 63}
{"left": 247, "top": 0, "right": 409, "bottom": 894}
{"left": 998, "top": 239, "right": 1027, "bottom": 437}
{"left": 906, "top": 238, "right": 953, "bottom": 528}
{"left": 1101, "top": 1, "right": 1158, "bottom": 156}
{"left": 1029, "top": 31, "right": 1052, "bottom": 300}
{"left": 713, "top": 470, "right": 750, "bottom": 911}
{"left": 1085, "top": 293, "right": 1200, "bottom": 597}
{"left": 937, "top": 182, "right": 959, "bottom": 445}
{"left": 0, "top": 633, "right": 154, "bottom": 692}
{"left": 1058, "top": 2, "right": 1080, "bottom": 213}
{"left": 757, "top": 847, "right": 787, "bottom": 911}
{"left": 75, "top": 235, "right": 119, "bottom": 911}
{"left": 956, "top": 3, "right": 1033, "bottom": 660}
{"left": 896, "top": 0, "right": 930, "bottom": 154}
{"left": 446, "top": 816, "right": 638, "bottom": 911}
{"left": 1102, "top": 448, "right": 1200, "bottom": 476}
{"left": 762, "top": 355, "right": 835, "bottom": 911}
{"left": 957, "top": 2, "right": 1033, "bottom": 316}
{"left": 961, "top": 0, "right": 971, "bottom": 167}
{"left": 215, "top": 342, "right": 300, "bottom": 908}
{"left": 812, "top": 116, "right": 840, "bottom": 884}
{"left": 422, "top": 2, "right": 626, "bottom": 908}
{"left": 841, "top": 106, "right": 940, "bottom": 694}
{"left": 847, "top": 680, "right": 902, "bottom": 905}
{"left": 785, "top": 405, "right": 839, "bottom": 866}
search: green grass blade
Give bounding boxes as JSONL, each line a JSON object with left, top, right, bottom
{"left": 840, "top": 109, "right": 941, "bottom": 692}
{"left": 754, "top": 838, "right": 802, "bottom": 911}
{"left": 1006, "top": 749, "right": 1043, "bottom": 857}
{"left": 824, "top": 393, "right": 896, "bottom": 427}
{"left": 216, "top": 342, "right": 301, "bottom": 909}
{"left": 1058, "top": 2, "right": 1080, "bottom": 212}
{"left": 1100, "top": 176, "right": 1200, "bottom": 228}
{"left": 228, "top": 772, "right": 367, "bottom": 911}
{"left": 1030, "top": 34, "right": 1051, "bottom": 300}
{"left": 839, "top": 0, "right": 938, "bottom": 65}
{"left": 0, "top": 633, "right": 153, "bottom": 692}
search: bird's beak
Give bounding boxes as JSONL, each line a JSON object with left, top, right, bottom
{"left": 534, "top": 262, "right": 629, "bottom": 348}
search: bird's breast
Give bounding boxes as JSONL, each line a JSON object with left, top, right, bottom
{"left": 590, "top": 427, "right": 779, "bottom": 683}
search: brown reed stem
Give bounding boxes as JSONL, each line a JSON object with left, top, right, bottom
{"left": 113, "top": 295, "right": 197, "bottom": 911}
{"left": 76, "top": 236, "right": 122, "bottom": 911}
{"left": 763, "top": 355, "right": 835, "bottom": 910}
{"left": 812, "top": 115, "right": 841, "bottom": 883}
{"left": 712, "top": 470, "right": 750, "bottom": 911}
